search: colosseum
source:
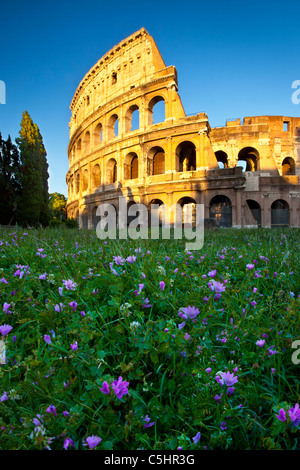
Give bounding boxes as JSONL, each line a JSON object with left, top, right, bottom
{"left": 66, "top": 27, "right": 300, "bottom": 229}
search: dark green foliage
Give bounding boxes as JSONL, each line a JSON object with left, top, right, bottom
{"left": 0, "top": 133, "right": 21, "bottom": 224}
{"left": 14, "top": 111, "right": 50, "bottom": 227}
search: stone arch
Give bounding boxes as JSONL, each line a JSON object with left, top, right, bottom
{"left": 209, "top": 195, "right": 232, "bottom": 227}
{"left": 94, "top": 123, "right": 103, "bottom": 147}
{"left": 72, "top": 146, "right": 76, "bottom": 163}
{"left": 107, "top": 158, "right": 117, "bottom": 184}
{"left": 82, "top": 169, "right": 89, "bottom": 191}
{"left": 238, "top": 147, "right": 259, "bottom": 171}
{"left": 282, "top": 157, "right": 295, "bottom": 175}
{"left": 147, "top": 146, "right": 165, "bottom": 175}
{"left": 75, "top": 172, "right": 80, "bottom": 194}
{"left": 177, "top": 196, "right": 197, "bottom": 226}
{"left": 92, "top": 164, "right": 101, "bottom": 188}
{"left": 83, "top": 131, "right": 90, "bottom": 153}
{"left": 148, "top": 96, "right": 165, "bottom": 125}
{"left": 92, "top": 205, "right": 100, "bottom": 228}
{"left": 148, "top": 198, "right": 165, "bottom": 226}
{"left": 76, "top": 138, "right": 82, "bottom": 158}
{"left": 176, "top": 141, "right": 196, "bottom": 172}
{"left": 108, "top": 114, "right": 119, "bottom": 139}
{"left": 215, "top": 150, "right": 229, "bottom": 169}
{"left": 81, "top": 208, "right": 88, "bottom": 229}
{"left": 246, "top": 199, "right": 261, "bottom": 226}
{"left": 271, "top": 199, "right": 290, "bottom": 227}
{"left": 124, "top": 152, "right": 139, "bottom": 179}
{"left": 125, "top": 104, "right": 139, "bottom": 132}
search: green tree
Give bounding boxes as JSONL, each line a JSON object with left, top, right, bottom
{"left": 0, "top": 133, "right": 21, "bottom": 225}
{"left": 16, "top": 111, "right": 50, "bottom": 226}
{"left": 49, "top": 192, "right": 67, "bottom": 220}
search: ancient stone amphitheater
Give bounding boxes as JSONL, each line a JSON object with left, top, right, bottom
{"left": 66, "top": 28, "right": 300, "bottom": 229}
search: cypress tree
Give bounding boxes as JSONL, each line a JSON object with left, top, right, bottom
{"left": 16, "top": 111, "right": 49, "bottom": 226}
{"left": 0, "top": 133, "right": 21, "bottom": 225}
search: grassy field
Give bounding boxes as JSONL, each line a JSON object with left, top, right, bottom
{"left": 0, "top": 226, "right": 299, "bottom": 450}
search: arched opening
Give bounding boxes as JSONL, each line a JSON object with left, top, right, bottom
{"left": 72, "top": 146, "right": 76, "bottom": 163}
{"left": 238, "top": 147, "right": 259, "bottom": 171}
{"left": 82, "top": 208, "right": 88, "bottom": 229}
{"left": 176, "top": 141, "right": 196, "bottom": 172}
{"left": 209, "top": 195, "right": 232, "bottom": 227}
{"left": 215, "top": 150, "right": 229, "bottom": 169}
{"left": 82, "top": 169, "right": 89, "bottom": 192}
{"left": 92, "top": 206, "right": 100, "bottom": 228}
{"left": 92, "top": 164, "right": 101, "bottom": 189}
{"left": 177, "top": 197, "right": 197, "bottom": 226}
{"left": 246, "top": 200, "right": 261, "bottom": 227}
{"left": 94, "top": 123, "right": 103, "bottom": 147}
{"left": 282, "top": 157, "right": 295, "bottom": 175}
{"left": 124, "top": 153, "right": 139, "bottom": 180}
{"left": 149, "top": 199, "right": 164, "bottom": 226}
{"left": 108, "top": 114, "right": 119, "bottom": 140}
{"left": 75, "top": 173, "right": 80, "bottom": 194}
{"left": 107, "top": 158, "right": 117, "bottom": 184}
{"left": 125, "top": 105, "right": 140, "bottom": 132}
{"left": 271, "top": 200, "right": 290, "bottom": 227}
{"left": 148, "top": 96, "right": 165, "bottom": 126}
{"left": 83, "top": 131, "right": 90, "bottom": 154}
{"left": 76, "top": 139, "right": 81, "bottom": 158}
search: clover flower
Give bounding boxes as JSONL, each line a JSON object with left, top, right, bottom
{"left": 85, "top": 435, "right": 102, "bottom": 449}
{"left": 111, "top": 376, "right": 129, "bottom": 399}
{"left": 142, "top": 415, "right": 155, "bottom": 428}
{"left": 0, "top": 324, "right": 12, "bottom": 336}
{"left": 217, "top": 371, "right": 238, "bottom": 387}
{"left": 193, "top": 432, "right": 201, "bottom": 444}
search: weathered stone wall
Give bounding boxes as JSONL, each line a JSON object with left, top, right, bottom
{"left": 66, "top": 28, "right": 300, "bottom": 229}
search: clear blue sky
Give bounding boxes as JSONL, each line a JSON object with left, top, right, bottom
{"left": 1, "top": 0, "right": 300, "bottom": 196}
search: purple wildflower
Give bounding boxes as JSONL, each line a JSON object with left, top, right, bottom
{"left": 218, "top": 371, "right": 238, "bottom": 387}
{"left": 256, "top": 339, "right": 265, "bottom": 347}
{"left": 193, "top": 431, "right": 201, "bottom": 444}
{"left": 85, "top": 435, "right": 102, "bottom": 449}
{"left": 99, "top": 381, "right": 110, "bottom": 395}
{"left": 44, "top": 335, "right": 52, "bottom": 344}
{"left": 288, "top": 404, "right": 300, "bottom": 426}
{"left": 46, "top": 404, "right": 57, "bottom": 416}
{"left": 142, "top": 415, "right": 155, "bottom": 428}
{"left": 275, "top": 408, "right": 286, "bottom": 422}
{"left": 70, "top": 341, "right": 78, "bottom": 351}
{"left": 111, "top": 376, "right": 129, "bottom": 399}
{"left": 159, "top": 281, "right": 165, "bottom": 291}
{"left": 63, "top": 438, "right": 74, "bottom": 450}
{"left": 0, "top": 324, "right": 12, "bottom": 336}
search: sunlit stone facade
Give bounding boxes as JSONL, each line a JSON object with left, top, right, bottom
{"left": 66, "top": 28, "right": 300, "bottom": 229}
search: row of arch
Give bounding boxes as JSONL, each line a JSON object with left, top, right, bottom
{"left": 215, "top": 147, "right": 296, "bottom": 174}
{"left": 69, "top": 197, "right": 291, "bottom": 229}
{"left": 68, "top": 141, "right": 198, "bottom": 195}
{"left": 70, "top": 96, "right": 165, "bottom": 162}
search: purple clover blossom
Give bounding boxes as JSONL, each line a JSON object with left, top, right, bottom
{"left": 192, "top": 431, "right": 201, "bottom": 444}
{"left": 85, "top": 435, "right": 102, "bottom": 449}
{"left": 100, "top": 381, "right": 110, "bottom": 395}
{"left": 208, "top": 269, "right": 217, "bottom": 278}
{"left": 44, "top": 335, "right": 52, "bottom": 344}
{"left": 220, "top": 422, "right": 227, "bottom": 430}
{"left": 178, "top": 306, "right": 200, "bottom": 320}
{"left": 246, "top": 263, "right": 255, "bottom": 270}
{"left": 209, "top": 280, "right": 226, "bottom": 293}
{"left": 3, "top": 303, "right": 11, "bottom": 313}
{"left": 111, "top": 376, "right": 129, "bottom": 399}
{"left": 142, "top": 415, "right": 155, "bottom": 428}
{"left": 63, "top": 438, "right": 74, "bottom": 450}
{"left": 70, "top": 341, "right": 78, "bottom": 351}
{"left": 46, "top": 404, "right": 57, "bottom": 416}
{"left": 39, "top": 273, "right": 47, "bottom": 280}
{"left": 0, "top": 391, "right": 8, "bottom": 402}
{"left": 0, "top": 324, "right": 12, "bottom": 336}
{"left": 142, "top": 298, "right": 152, "bottom": 308}
{"left": 126, "top": 255, "right": 136, "bottom": 264}
{"left": 256, "top": 339, "right": 265, "bottom": 347}
{"left": 218, "top": 371, "right": 238, "bottom": 387}
{"left": 275, "top": 408, "right": 287, "bottom": 422}
{"left": 69, "top": 301, "right": 77, "bottom": 312}
{"left": 113, "top": 255, "right": 125, "bottom": 265}
{"left": 178, "top": 321, "right": 186, "bottom": 330}
{"left": 62, "top": 279, "right": 77, "bottom": 290}
{"left": 288, "top": 404, "right": 300, "bottom": 426}
{"left": 159, "top": 281, "right": 165, "bottom": 291}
